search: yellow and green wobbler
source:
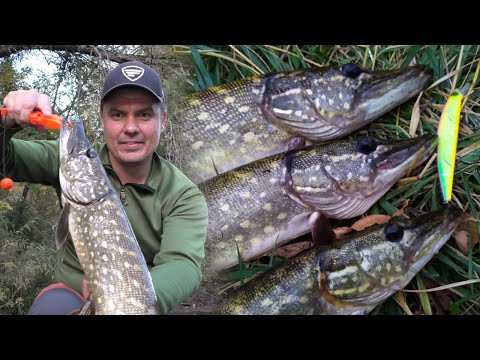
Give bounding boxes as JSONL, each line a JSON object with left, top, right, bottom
{"left": 437, "top": 84, "right": 469, "bottom": 203}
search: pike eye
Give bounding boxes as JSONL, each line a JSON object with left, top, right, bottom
{"left": 341, "top": 63, "right": 364, "bottom": 78}
{"left": 384, "top": 223, "right": 404, "bottom": 242}
{"left": 86, "top": 148, "right": 97, "bottom": 158}
{"left": 356, "top": 137, "right": 377, "bottom": 154}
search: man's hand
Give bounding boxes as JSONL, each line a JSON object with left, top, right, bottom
{"left": 2, "top": 90, "right": 52, "bottom": 131}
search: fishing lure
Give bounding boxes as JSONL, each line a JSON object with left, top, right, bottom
{"left": 437, "top": 84, "right": 469, "bottom": 203}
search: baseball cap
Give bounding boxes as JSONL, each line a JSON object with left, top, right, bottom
{"left": 101, "top": 61, "right": 164, "bottom": 103}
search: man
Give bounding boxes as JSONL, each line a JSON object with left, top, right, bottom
{"left": 1, "top": 61, "right": 208, "bottom": 314}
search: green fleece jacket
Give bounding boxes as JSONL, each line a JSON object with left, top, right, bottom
{"left": 1, "top": 127, "right": 208, "bottom": 314}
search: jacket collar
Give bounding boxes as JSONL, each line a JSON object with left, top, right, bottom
{"left": 97, "top": 142, "right": 160, "bottom": 193}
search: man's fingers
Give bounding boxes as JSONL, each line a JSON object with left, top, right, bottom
{"left": 19, "top": 108, "right": 35, "bottom": 127}
{"left": 37, "top": 93, "right": 52, "bottom": 117}
{"left": 3, "top": 90, "right": 53, "bottom": 129}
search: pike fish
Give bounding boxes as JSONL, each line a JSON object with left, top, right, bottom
{"left": 201, "top": 133, "right": 436, "bottom": 273}
{"left": 57, "top": 117, "right": 159, "bottom": 315}
{"left": 219, "top": 206, "right": 464, "bottom": 315}
{"left": 178, "top": 64, "right": 433, "bottom": 184}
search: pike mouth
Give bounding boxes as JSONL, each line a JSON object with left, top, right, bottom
{"left": 367, "top": 134, "right": 436, "bottom": 202}
{"left": 402, "top": 206, "right": 464, "bottom": 283}
{"left": 357, "top": 64, "right": 433, "bottom": 121}
{"left": 409, "top": 207, "right": 464, "bottom": 255}
{"left": 59, "top": 118, "right": 73, "bottom": 155}
{"left": 360, "top": 64, "right": 433, "bottom": 101}
{"left": 375, "top": 133, "right": 436, "bottom": 171}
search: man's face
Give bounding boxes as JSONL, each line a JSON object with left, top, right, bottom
{"left": 100, "top": 87, "right": 166, "bottom": 169}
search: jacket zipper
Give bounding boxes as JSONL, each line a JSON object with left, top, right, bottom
{"left": 120, "top": 185, "right": 128, "bottom": 206}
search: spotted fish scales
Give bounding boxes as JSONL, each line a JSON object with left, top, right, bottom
{"left": 57, "top": 117, "right": 159, "bottom": 315}
{"left": 201, "top": 133, "right": 436, "bottom": 273}
{"left": 219, "top": 206, "right": 464, "bottom": 315}
{"left": 177, "top": 64, "right": 433, "bottom": 184}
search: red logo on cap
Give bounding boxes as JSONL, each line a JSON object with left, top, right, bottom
{"left": 121, "top": 66, "right": 145, "bottom": 82}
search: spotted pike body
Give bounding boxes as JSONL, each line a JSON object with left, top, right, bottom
{"left": 219, "top": 206, "right": 463, "bottom": 315}
{"left": 58, "top": 118, "right": 159, "bottom": 315}
{"left": 201, "top": 133, "right": 436, "bottom": 273}
{"left": 178, "top": 64, "right": 433, "bottom": 184}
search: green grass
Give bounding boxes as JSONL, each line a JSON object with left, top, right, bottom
{"left": 175, "top": 45, "right": 480, "bottom": 315}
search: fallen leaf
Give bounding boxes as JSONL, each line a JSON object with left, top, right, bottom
{"left": 333, "top": 201, "right": 409, "bottom": 238}
{"left": 466, "top": 217, "right": 480, "bottom": 247}
{"left": 454, "top": 215, "right": 480, "bottom": 252}
{"left": 454, "top": 230, "right": 470, "bottom": 252}
{"left": 351, "top": 214, "right": 392, "bottom": 231}
{"left": 334, "top": 226, "right": 354, "bottom": 238}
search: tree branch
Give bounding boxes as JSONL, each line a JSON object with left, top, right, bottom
{"left": 0, "top": 45, "right": 174, "bottom": 65}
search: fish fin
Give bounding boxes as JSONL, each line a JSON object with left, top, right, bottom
{"left": 78, "top": 299, "right": 94, "bottom": 315}
{"left": 309, "top": 211, "right": 336, "bottom": 246}
{"left": 211, "top": 157, "right": 219, "bottom": 176}
{"left": 67, "top": 280, "right": 93, "bottom": 315}
{"left": 76, "top": 279, "right": 95, "bottom": 315}
{"left": 56, "top": 203, "right": 70, "bottom": 250}
{"left": 82, "top": 279, "right": 90, "bottom": 300}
